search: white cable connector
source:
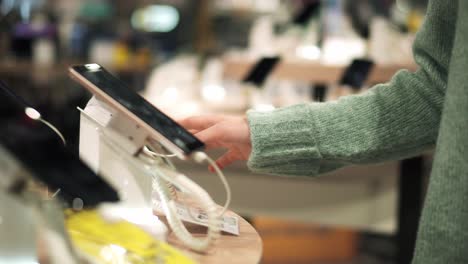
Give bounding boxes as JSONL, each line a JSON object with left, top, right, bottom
{"left": 25, "top": 107, "right": 66, "bottom": 146}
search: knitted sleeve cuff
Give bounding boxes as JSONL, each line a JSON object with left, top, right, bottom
{"left": 246, "top": 104, "right": 323, "bottom": 176}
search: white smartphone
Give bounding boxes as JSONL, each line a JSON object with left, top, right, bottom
{"left": 68, "top": 64, "right": 205, "bottom": 158}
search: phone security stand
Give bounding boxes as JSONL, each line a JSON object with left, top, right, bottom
{"left": 79, "top": 96, "right": 227, "bottom": 252}
{"left": 79, "top": 96, "right": 168, "bottom": 240}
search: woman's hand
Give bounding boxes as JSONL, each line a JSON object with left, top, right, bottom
{"left": 178, "top": 115, "right": 252, "bottom": 170}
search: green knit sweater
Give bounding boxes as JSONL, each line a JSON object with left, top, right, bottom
{"left": 247, "top": 1, "right": 467, "bottom": 263}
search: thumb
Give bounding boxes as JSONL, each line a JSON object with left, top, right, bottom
{"left": 195, "top": 125, "right": 225, "bottom": 149}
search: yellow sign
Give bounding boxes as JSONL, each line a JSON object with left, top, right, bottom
{"left": 65, "top": 209, "right": 196, "bottom": 264}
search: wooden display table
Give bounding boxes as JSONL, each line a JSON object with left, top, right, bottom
{"left": 223, "top": 56, "right": 418, "bottom": 84}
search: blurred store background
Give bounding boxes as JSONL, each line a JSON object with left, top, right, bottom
{"left": 0, "top": 0, "right": 430, "bottom": 263}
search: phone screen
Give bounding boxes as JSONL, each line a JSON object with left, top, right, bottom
{"left": 0, "top": 80, "right": 119, "bottom": 207}
{"left": 70, "top": 64, "right": 204, "bottom": 155}
{"left": 293, "top": 2, "right": 321, "bottom": 26}
{"left": 243, "top": 57, "right": 281, "bottom": 87}
{"left": 339, "top": 59, "right": 374, "bottom": 89}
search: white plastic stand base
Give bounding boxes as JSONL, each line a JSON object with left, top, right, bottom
{"left": 79, "top": 96, "right": 167, "bottom": 241}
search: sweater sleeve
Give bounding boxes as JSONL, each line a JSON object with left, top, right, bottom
{"left": 247, "top": 0, "right": 456, "bottom": 176}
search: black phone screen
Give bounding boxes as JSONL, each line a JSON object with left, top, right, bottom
{"left": 339, "top": 59, "right": 374, "bottom": 89}
{"left": 0, "top": 80, "right": 119, "bottom": 207}
{"left": 70, "top": 64, "right": 204, "bottom": 155}
{"left": 293, "top": 2, "right": 321, "bottom": 26}
{"left": 242, "top": 57, "right": 281, "bottom": 87}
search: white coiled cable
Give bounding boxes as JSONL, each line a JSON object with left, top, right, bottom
{"left": 192, "top": 152, "right": 231, "bottom": 217}
{"left": 142, "top": 148, "right": 232, "bottom": 252}
{"left": 142, "top": 146, "right": 231, "bottom": 218}
{"left": 142, "top": 146, "right": 178, "bottom": 199}
{"left": 150, "top": 165, "right": 221, "bottom": 252}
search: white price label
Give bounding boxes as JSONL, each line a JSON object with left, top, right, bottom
{"left": 153, "top": 200, "right": 240, "bottom": 236}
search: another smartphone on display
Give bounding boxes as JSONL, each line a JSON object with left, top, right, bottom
{"left": 243, "top": 56, "right": 281, "bottom": 87}
{"left": 68, "top": 64, "right": 204, "bottom": 158}
{"left": 339, "top": 59, "right": 374, "bottom": 89}
{"left": 0, "top": 80, "right": 119, "bottom": 207}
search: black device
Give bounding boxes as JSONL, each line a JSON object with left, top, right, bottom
{"left": 69, "top": 64, "right": 204, "bottom": 157}
{"left": 339, "top": 59, "right": 375, "bottom": 89}
{"left": 0, "top": 80, "right": 119, "bottom": 207}
{"left": 242, "top": 57, "right": 281, "bottom": 87}
{"left": 312, "top": 84, "right": 327, "bottom": 102}
{"left": 293, "top": 2, "right": 322, "bottom": 26}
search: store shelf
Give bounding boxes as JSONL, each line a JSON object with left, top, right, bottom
{"left": 223, "top": 57, "right": 418, "bottom": 84}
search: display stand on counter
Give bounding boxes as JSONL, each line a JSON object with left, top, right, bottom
{"left": 78, "top": 96, "right": 262, "bottom": 264}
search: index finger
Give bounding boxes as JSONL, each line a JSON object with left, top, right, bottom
{"left": 177, "top": 115, "right": 225, "bottom": 131}
{"left": 194, "top": 124, "right": 227, "bottom": 149}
